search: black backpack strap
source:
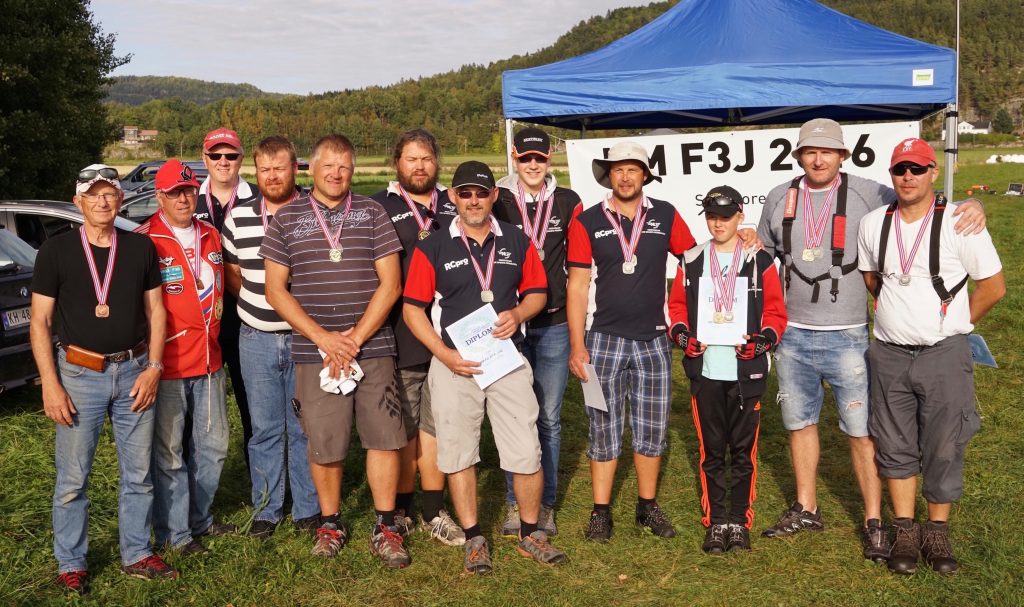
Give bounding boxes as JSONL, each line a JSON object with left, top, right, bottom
{"left": 876, "top": 202, "right": 898, "bottom": 293}
{"left": 826, "top": 173, "right": 850, "bottom": 303}
{"left": 780, "top": 176, "right": 803, "bottom": 293}
{"left": 784, "top": 173, "right": 857, "bottom": 303}
{"left": 928, "top": 196, "right": 968, "bottom": 315}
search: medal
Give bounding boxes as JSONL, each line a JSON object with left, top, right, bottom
{"left": 713, "top": 311, "right": 724, "bottom": 324}
{"left": 709, "top": 242, "right": 744, "bottom": 327}
{"left": 457, "top": 217, "right": 499, "bottom": 307}
{"left": 622, "top": 260, "right": 636, "bottom": 274}
{"left": 207, "top": 180, "right": 240, "bottom": 223}
{"left": 602, "top": 195, "right": 647, "bottom": 278}
{"left": 481, "top": 290, "right": 494, "bottom": 303}
{"left": 801, "top": 248, "right": 815, "bottom": 262}
{"left": 801, "top": 176, "right": 840, "bottom": 263}
{"left": 514, "top": 180, "right": 554, "bottom": 259}
{"left": 537, "top": 247, "right": 545, "bottom": 261}
{"left": 724, "top": 311, "right": 735, "bottom": 323}
{"left": 812, "top": 247, "right": 823, "bottom": 259}
{"left": 398, "top": 184, "right": 438, "bottom": 243}
{"left": 196, "top": 278, "right": 204, "bottom": 290}
{"left": 79, "top": 226, "right": 117, "bottom": 319}
{"left": 329, "top": 248, "right": 343, "bottom": 263}
{"left": 898, "top": 274, "right": 911, "bottom": 286}
{"left": 215, "top": 297, "right": 224, "bottom": 319}
{"left": 310, "top": 192, "right": 352, "bottom": 264}
{"left": 418, "top": 229, "right": 430, "bottom": 241}
{"left": 893, "top": 198, "right": 936, "bottom": 289}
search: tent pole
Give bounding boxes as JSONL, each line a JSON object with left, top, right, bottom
{"left": 943, "top": 0, "right": 960, "bottom": 199}
{"left": 505, "top": 119, "right": 514, "bottom": 176}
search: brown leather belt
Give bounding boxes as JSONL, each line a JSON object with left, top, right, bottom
{"left": 59, "top": 341, "right": 147, "bottom": 363}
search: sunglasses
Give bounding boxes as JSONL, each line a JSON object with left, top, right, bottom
{"left": 162, "top": 187, "right": 199, "bottom": 200}
{"left": 206, "top": 152, "right": 241, "bottom": 161}
{"left": 456, "top": 189, "right": 491, "bottom": 200}
{"left": 890, "top": 163, "right": 932, "bottom": 176}
{"left": 517, "top": 154, "right": 549, "bottom": 165}
{"left": 703, "top": 195, "right": 740, "bottom": 208}
{"left": 77, "top": 167, "right": 119, "bottom": 182}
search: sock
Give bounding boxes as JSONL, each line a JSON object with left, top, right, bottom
{"left": 463, "top": 524, "right": 482, "bottom": 540}
{"left": 421, "top": 490, "right": 444, "bottom": 522}
{"left": 520, "top": 520, "right": 538, "bottom": 538}
{"left": 376, "top": 510, "right": 395, "bottom": 528}
{"left": 395, "top": 492, "right": 414, "bottom": 515}
{"left": 893, "top": 517, "right": 915, "bottom": 527}
{"left": 593, "top": 503, "right": 611, "bottom": 515}
{"left": 638, "top": 497, "right": 656, "bottom": 512}
{"left": 321, "top": 512, "right": 340, "bottom": 527}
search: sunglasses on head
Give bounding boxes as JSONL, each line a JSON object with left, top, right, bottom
{"left": 77, "top": 167, "right": 119, "bottom": 182}
{"left": 703, "top": 195, "right": 740, "bottom": 208}
{"left": 890, "top": 163, "right": 932, "bottom": 176}
{"left": 456, "top": 188, "right": 491, "bottom": 200}
{"left": 206, "top": 152, "right": 241, "bottom": 161}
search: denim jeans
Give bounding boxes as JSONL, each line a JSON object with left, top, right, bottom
{"left": 53, "top": 349, "right": 155, "bottom": 572}
{"left": 152, "top": 368, "right": 228, "bottom": 548}
{"left": 238, "top": 324, "right": 318, "bottom": 522}
{"left": 505, "top": 322, "right": 570, "bottom": 507}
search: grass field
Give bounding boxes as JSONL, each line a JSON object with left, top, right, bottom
{"left": 1, "top": 158, "right": 1022, "bottom": 606}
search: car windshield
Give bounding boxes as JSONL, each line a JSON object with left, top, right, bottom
{"left": 0, "top": 230, "right": 38, "bottom": 272}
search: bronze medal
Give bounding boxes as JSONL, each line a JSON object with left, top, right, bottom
{"left": 95, "top": 304, "right": 110, "bottom": 318}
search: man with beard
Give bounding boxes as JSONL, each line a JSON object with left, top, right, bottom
{"left": 371, "top": 129, "right": 464, "bottom": 546}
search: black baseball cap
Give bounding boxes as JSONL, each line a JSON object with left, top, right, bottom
{"left": 700, "top": 185, "right": 744, "bottom": 218}
{"left": 451, "top": 161, "right": 496, "bottom": 189}
{"left": 512, "top": 127, "right": 551, "bottom": 158}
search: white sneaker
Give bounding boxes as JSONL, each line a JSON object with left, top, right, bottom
{"left": 420, "top": 509, "right": 466, "bottom": 546}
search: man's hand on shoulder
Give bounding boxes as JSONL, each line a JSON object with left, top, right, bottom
{"left": 952, "top": 198, "right": 986, "bottom": 235}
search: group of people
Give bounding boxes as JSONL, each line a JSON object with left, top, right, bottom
{"left": 29, "top": 118, "right": 1003, "bottom": 595}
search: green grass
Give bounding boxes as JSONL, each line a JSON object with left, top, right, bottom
{"left": 2, "top": 158, "right": 1023, "bottom": 606}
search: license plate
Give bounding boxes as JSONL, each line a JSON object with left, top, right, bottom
{"left": 2, "top": 306, "right": 31, "bottom": 330}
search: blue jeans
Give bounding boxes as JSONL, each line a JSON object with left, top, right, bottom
{"left": 505, "top": 322, "right": 570, "bottom": 507}
{"left": 152, "top": 368, "right": 228, "bottom": 548}
{"left": 238, "top": 324, "right": 318, "bottom": 523}
{"left": 53, "top": 349, "right": 155, "bottom": 572}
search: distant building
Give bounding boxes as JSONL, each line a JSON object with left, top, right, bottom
{"left": 123, "top": 125, "right": 139, "bottom": 144}
{"left": 958, "top": 120, "right": 992, "bottom": 135}
{"left": 139, "top": 129, "right": 159, "bottom": 141}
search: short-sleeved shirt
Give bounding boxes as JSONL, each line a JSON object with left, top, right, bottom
{"left": 31, "top": 229, "right": 161, "bottom": 353}
{"left": 258, "top": 192, "right": 403, "bottom": 363}
{"left": 195, "top": 177, "right": 261, "bottom": 232}
{"left": 403, "top": 217, "right": 547, "bottom": 349}
{"left": 567, "top": 196, "right": 695, "bottom": 341}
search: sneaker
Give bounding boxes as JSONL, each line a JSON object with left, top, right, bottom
{"left": 887, "top": 518, "right": 921, "bottom": 575}
{"left": 517, "top": 530, "right": 567, "bottom": 565}
{"left": 56, "top": 570, "right": 88, "bottom": 595}
{"left": 862, "top": 519, "right": 890, "bottom": 563}
{"left": 636, "top": 503, "right": 676, "bottom": 538}
{"left": 293, "top": 515, "right": 320, "bottom": 536}
{"left": 538, "top": 504, "right": 558, "bottom": 537}
{"left": 421, "top": 509, "right": 466, "bottom": 546}
{"left": 177, "top": 539, "right": 209, "bottom": 556}
{"left": 702, "top": 524, "right": 728, "bottom": 555}
{"left": 122, "top": 554, "right": 179, "bottom": 580}
{"left": 921, "top": 521, "right": 959, "bottom": 575}
{"left": 248, "top": 519, "right": 278, "bottom": 540}
{"left": 500, "top": 503, "right": 520, "bottom": 537}
{"left": 463, "top": 535, "right": 493, "bottom": 575}
{"left": 370, "top": 523, "right": 411, "bottom": 569}
{"left": 194, "top": 521, "right": 237, "bottom": 537}
{"left": 727, "top": 524, "right": 751, "bottom": 552}
{"left": 761, "top": 502, "right": 824, "bottom": 538}
{"left": 584, "top": 509, "right": 613, "bottom": 543}
{"left": 311, "top": 521, "right": 349, "bottom": 557}
{"left": 394, "top": 508, "right": 415, "bottom": 538}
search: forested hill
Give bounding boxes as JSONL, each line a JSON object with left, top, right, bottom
{"left": 104, "top": 0, "right": 1024, "bottom": 156}
{"left": 106, "top": 75, "right": 273, "bottom": 105}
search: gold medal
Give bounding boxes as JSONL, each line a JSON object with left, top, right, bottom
{"left": 329, "top": 248, "right": 342, "bottom": 263}
{"left": 418, "top": 229, "right": 430, "bottom": 240}
{"left": 95, "top": 304, "right": 109, "bottom": 318}
{"left": 713, "top": 311, "right": 724, "bottom": 324}
{"left": 801, "top": 248, "right": 815, "bottom": 262}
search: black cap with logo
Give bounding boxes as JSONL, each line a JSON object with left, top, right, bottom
{"left": 512, "top": 128, "right": 551, "bottom": 158}
{"left": 700, "top": 185, "right": 744, "bottom": 218}
{"left": 451, "top": 161, "right": 496, "bottom": 189}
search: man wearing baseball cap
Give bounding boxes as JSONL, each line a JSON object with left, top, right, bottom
{"left": 138, "top": 159, "right": 234, "bottom": 556}
{"left": 857, "top": 138, "right": 1003, "bottom": 575}
{"left": 493, "top": 127, "right": 582, "bottom": 537}
{"left": 756, "top": 119, "right": 987, "bottom": 560}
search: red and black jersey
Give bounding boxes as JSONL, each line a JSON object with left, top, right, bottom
{"left": 403, "top": 217, "right": 547, "bottom": 349}
{"left": 567, "top": 196, "right": 695, "bottom": 341}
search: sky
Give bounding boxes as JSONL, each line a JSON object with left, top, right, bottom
{"left": 90, "top": 0, "right": 651, "bottom": 95}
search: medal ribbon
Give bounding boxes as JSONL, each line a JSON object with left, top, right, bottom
{"left": 601, "top": 195, "right": 648, "bottom": 264}
{"left": 261, "top": 189, "right": 299, "bottom": 231}
{"left": 802, "top": 176, "right": 840, "bottom": 249}
{"left": 207, "top": 181, "right": 240, "bottom": 224}
{"left": 79, "top": 227, "right": 117, "bottom": 310}
{"left": 159, "top": 213, "right": 202, "bottom": 285}
{"left": 456, "top": 217, "right": 498, "bottom": 294}
{"left": 893, "top": 198, "right": 936, "bottom": 277}
{"left": 708, "top": 243, "right": 744, "bottom": 313}
{"left": 310, "top": 192, "right": 352, "bottom": 251}
{"left": 515, "top": 180, "right": 553, "bottom": 251}
{"left": 397, "top": 184, "right": 437, "bottom": 233}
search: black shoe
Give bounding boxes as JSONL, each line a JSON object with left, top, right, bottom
{"left": 179, "top": 539, "right": 209, "bottom": 557}
{"left": 702, "top": 524, "right": 728, "bottom": 554}
{"left": 921, "top": 521, "right": 959, "bottom": 575}
{"left": 248, "top": 519, "right": 278, "bottom": 540}
{"left": 194, "top": 521, "right": 237, "bottom": 537}
{"left": 293, "top": 515, "right": 320, "bottom": 536}
{"left": 761, "top": 501, "right": 824, "bottom": 538}
{"left": 727, "top": 524, "right": 751, "bottom": 552}
{"left": 887, "top": 518, "right": 921, "bottom": 575}
{"left": 636, "top": 503, "right": 676, "bottom": 538}
{"left": 584, "top": 510, "right": 613, "bottom": 543}
{"left": 862, "top": 519, "right": 890, "bottom": 563}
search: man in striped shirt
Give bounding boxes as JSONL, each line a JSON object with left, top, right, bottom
{"left": 222, "top": 136, "right": 319, "bottom": 539}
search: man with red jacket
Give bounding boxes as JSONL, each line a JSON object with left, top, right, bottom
{"left": 138, "top": 160, "right": 234, "bottom": 555}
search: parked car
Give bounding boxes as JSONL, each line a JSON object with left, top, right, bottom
{"left": 0, "top": 200, "right": 139, "bottom": 249}
{"left": 120, "top": 160, "right": 207, "bottom": 194}
{"left": 0, "top": 230, "right": 39, "bottom": 393}
{"left": 119, "top": 192, "right": 161, "bottom": 223}
{"left": 297, "top": 158, "right": 310, "bottom": 171}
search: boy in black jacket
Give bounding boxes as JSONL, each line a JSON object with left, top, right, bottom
{"left": 668, "top": 186, "right": 788, "bottom": 554}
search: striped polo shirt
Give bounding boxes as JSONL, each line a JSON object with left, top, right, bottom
{"left": 259, "top": 192, "right": 403, "bottom": 364}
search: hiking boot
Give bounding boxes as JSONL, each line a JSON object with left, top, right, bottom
{"left": 584, "top": 509, "right": 613, "bottom": 543}
{"left": 311, "top": 521, "right": 349, "bottom": 557}
{"left": 887, "top": 518, "right": 921, "bottom": 575}
{"left": 636, "top": 502, "right": 676, "bottom": 538}
{"left": 178, "top": 539, "right": 209, "bottom": 556}
{"left": 421, "top": 509, "right": 466, "bottom": 546}
{"left": 761, "top": 502, "right": 824, "bottom": 538}
{"left": 122, "top": 554, "right": 178, "bottom": 580}
{"left": 517, "top": 530, "right": 567, "bottom": 565}
{"left": 500, "top": 503, "right": 520, "bottom": 537}
{"left": 727, "top": 524, "right": 751, "bottom": 552}
{"left": 393, "top": 508, "right": 415, "bottom": 538}
{"left": 921, "top": 521, "right": 959, "bottom": 575}
{"left": 370, "top": 523, "right": 411, "bottom": 569}
{"left": 194, "top": 521, "right": 237, "bottom": 537}
{"left": 57, "top": 570, "right": 88, "bottom": 595}
{"left": 463, "top": 535, "right": 493, "bottom": 575}
{"left": 248, "top": 519, "right": 278, "bottom": 540}
{"left": 702, "top": 524, "right": 728, "bottom": 555}
{"left": 293, "top": 515, "right": 320, "bottom": 536}
{"left": 862, "top": 519, "right": 890, "bottom": 563}
{"left": 538, "top": 504, "right": 558, "bottom": 537}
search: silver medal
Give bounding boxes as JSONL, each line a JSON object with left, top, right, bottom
{"left": 622, "top": 260, "right": 636, "bottom": 275}
{"left": 480, "top": 289, "right": 494, "bottom": 303}
{"left": 329, "top": 248, "right": 342, "bottom": 263}
{"left": 812, "top": 247, "right": 824, "bottom": 259}
{"left": 723, "top": 311, "right": 734, "bottom": 323}
{"left": 537, "top": 247, "right": 545, "bottom": 262}
{"left": 898, "top": 274, "right": 911, "bottom": 286}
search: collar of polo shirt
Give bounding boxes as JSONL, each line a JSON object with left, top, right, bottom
{"left": 448, "top": 215, "right": 504, "bottom": 238}
{"left": 602, "top": 195, "right": 653, "bottom": 213}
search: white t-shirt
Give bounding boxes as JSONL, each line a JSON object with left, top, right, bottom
{"left": 857, "top": 201, "right": 1002, "bottom": 346}
{"left": 171, "top": 224, "right": 216, "bottom": 301}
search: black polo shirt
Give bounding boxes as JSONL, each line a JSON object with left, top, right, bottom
{"left": 567, "top": 196, "right": 695, "bottom": 341}
{"left": 403, "top": 217, "right": 547, "bottom": 350}
{"left": 195, "top": 177, "right": 260, "bottom": 232}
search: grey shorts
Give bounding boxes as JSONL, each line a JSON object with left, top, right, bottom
{"left": 867, "top": 335, "right": 981, "bottom": 503}
{"left": 294, "top": 357, "right": 407, "bottom": 465}
{"left": 396, "top": 364, "right": 435, "bottom": 438}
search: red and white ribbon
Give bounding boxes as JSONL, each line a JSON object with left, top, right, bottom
{"left": 802, "top": 176, "right": 840, "bottom": 250}
{"left": 261, "top": 189, "right": 299, "bottom": 231}
{"left": 894, "top": 198, "right": 936, "bottom": 277}
{"left": 708, "top": 243, "right": 744, "bottom": 314}
{"left": 397, "top": 184, "right": 437, "bottom": 233}
{"left": 514, "top": 181, "right": 553, "bottom": 252}
{"left": 310, "top": 192, "right": 352, "bottom": 251}
{"left": 601, "top": 195, "right": 648, "bottom": 264}
{"left": 208, "top": 181, "right": 239, "bottom": 221}
{"left": 159, "top": 213, "right": 202, "bottom": 284}
{"left": 79, "top": 226, "right": 117, "bottom": 309}
{"left": 457, "top": 217, "right": 498, "bottom": 293}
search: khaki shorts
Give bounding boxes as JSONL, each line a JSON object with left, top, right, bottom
{"left": 427, "top": 355, "right": 541, "bottom": 475}
{"left": 396, "top": 364, "right": 436, "bottom": 438}
{"left": 294, "top": 357, "right": 406, "bottom": 465}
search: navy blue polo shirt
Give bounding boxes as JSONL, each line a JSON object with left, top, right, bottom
{"left": 403, "top": 216, "right": 547, "bottom": 349}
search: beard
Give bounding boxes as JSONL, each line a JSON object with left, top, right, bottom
{"left": 262, "top": 179, "right": 297, "bottom": 204}
{"left": 398, "top": 170, "right": 438, "bottom": 195}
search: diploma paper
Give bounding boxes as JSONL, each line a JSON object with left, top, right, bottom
{"left": 969, "top": 333, "right": 997, "bottom": 368}
{"left": 445, "top": 304, "right": 524, "bottom": 389}
{"left": 696, "top": 277, "right": 748, "bottom": 346}
{"left": 580, "top": 364, "right": 608, "bottom": 412}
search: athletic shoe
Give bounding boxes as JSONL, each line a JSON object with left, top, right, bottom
{"left": 702, "top": 524, "right": 728, "bottom": 555}
{"left": 293, "top": 515, "right": 320, "bottom": 536}
{"left": 393, "top": 508, "right": 415, "bottom": 538}
{"left": 500, "top": 503, "right": 520, "bottom": 537}
{"left": 56, "top": 570, "right": 88, "bottom": 595}
{"left": 761, "top": 502, "right": 824, "bottom": 538}
{"left": 727, "top": 524, "right": 751, "bottom": 552}
{"left": 538, "top": 504, "right": 558, "bottom": 537}
{"left": 463, "top": 535, "right": 493, "bottom": 575}
{"left": 584, "top": 510, "right": 613, "bottom": 543}
{"left": 517, "top": 530, "right": 567, "bottom": 565}
{"left": 122, "top": 554, "right": 178, "bottom": 580}
{"left": 194, "top": 521, "right": 237, "bottom": 537}
{"left": 178, "top": 539, "right": 209, "bottom": 556}
{"left": 921, "top": 521, "right": 959, "bottom": 575}
{"left": 420, "top": 509, "right": 466, "bottom": 546}
{"left": 887, "top": 518, "right": 921, "bottom": 575}
{"left": 248, "top": 519, "right": 278, "bottom": 540}
{"left": 369, "top": 523, "right": 411, "bottom": 569}
{"left": 636, "top": 503, "right": 676, "bottom": 538}
{"left": 311, "top": 521, "right": 349, "bottom": 557}
{"left": 862, "top": 519, "right": 890, "bottom": 563}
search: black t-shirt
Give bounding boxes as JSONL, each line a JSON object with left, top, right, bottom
{"left": 31, "top": 229, "right": 161, "bottom": 353}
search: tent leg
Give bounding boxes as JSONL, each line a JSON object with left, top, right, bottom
{"left": 505, "top": 119, "right": 514, "bottom": 176}
{"left": 943, "top": 104, "right": 957, "bottom": 199}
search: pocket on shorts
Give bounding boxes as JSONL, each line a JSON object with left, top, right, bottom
{"left": 955, "top": 408, "right": 981, "bottom": 447}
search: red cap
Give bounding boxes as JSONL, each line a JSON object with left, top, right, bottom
{"left": 203, "top": 127, "right": 243, "bottom": 152}
{"left": 155, "top": 159, "right": 200, "bottom": 192}
{"left": 890, "top": 138, "right": 936, "bottom": 169}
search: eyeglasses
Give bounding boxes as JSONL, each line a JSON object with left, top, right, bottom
{"left": 517, "top": 154, "right": 549, "bottom": 165}
{"left": 77, "top": 167, "right": 119, "bottom": 182}
{"left": 456, "top": 189, "right": 491, "bottom": 200}
{"left": 703, "top": 195, "right": 740, "bottom": 208}
{"left": 890, "top": 163, "right": 932, "bottom": 176}
{"left": 161, "top": 187, "right": 199, "bottom": 200}
{"left": 80, "top": 192, "right": 120, "bottom": 203}
{"left": 206, "top": 152, "right": 241, "bottom": 161}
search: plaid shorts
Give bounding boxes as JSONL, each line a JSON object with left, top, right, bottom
{"left": 584, "top": 331, "right": 673, "bottom": 460}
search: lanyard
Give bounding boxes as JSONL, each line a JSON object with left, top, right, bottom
{"left": 708, "top": 243, "right": 744, "bottom": 318}
{"left": 514, "top": 180, "right": 553, "bottom": 251}
{"left": 159, "top": 213, "right": 202, "bottom": 287}
{"left": 601, "top": 196, "right": 647, "bottom": 264}
{"left": 310, "top": 192, "right": 352, "bottom": 252}
{"left": 802, "top": 176, "right": 840, "bottom": 250}
{"left": 79, "top": 227, "right": 117, "bottom": 317}
{"left": 893, "top": 199, "right": 936, "bottom": 280}
{"left": 207, "top": 181, "right": 240, "bottom": 224}
{"left": 456, "top": 218, "right": 498, "bottom": 295}
{"left": 397, "top": 184, "right": 437, "bottom": 235}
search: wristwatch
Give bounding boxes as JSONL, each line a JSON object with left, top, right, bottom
{"left": 146, "top": 361, "right": 165, "bottom": 372}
